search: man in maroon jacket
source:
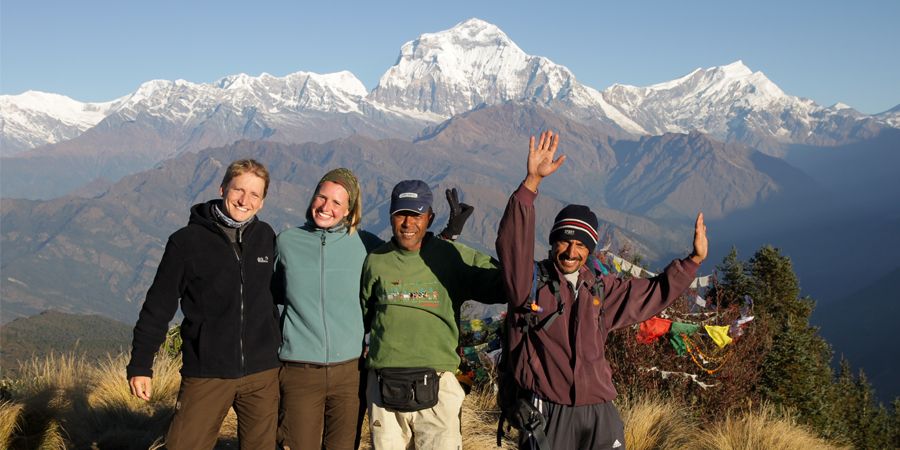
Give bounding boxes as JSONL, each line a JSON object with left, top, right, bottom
{"left": 496, "top": 130, "right": 708, "bottom": 450}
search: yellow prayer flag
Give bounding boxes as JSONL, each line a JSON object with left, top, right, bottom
{"left": 705, "top": 325, "right": 733, "bottom": 348}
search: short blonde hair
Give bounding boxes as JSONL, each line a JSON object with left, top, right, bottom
{"left": 220, "top": 159, "right": 270, "bottom": 198}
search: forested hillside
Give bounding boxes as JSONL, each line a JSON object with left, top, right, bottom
{"left": 0, "top": 310, "right": 132, "bottom": 376}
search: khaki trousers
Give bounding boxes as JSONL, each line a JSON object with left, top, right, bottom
{"left": 366, "top": 370, "right": 464, "bottom": 450}
{"left": 164, "top": 368, "right": 279, "bottom": 450}
{"left": 278, "top": 359, "right": 366, "bottom": 450}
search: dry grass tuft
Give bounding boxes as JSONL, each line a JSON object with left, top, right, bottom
{"left": 462, "top": 384, "right": 516, "bottom": 450}
{"left": 0, "top": 401, "right": 25, "bottom": 449}
{"left": 693, "top": 403, "right": 848, "bottom": 450}
{"left": 0, "top": 388, "right": 69, "bottom": 450}
{"left": 619, "top": 395, "right": 694, "bottom": 450}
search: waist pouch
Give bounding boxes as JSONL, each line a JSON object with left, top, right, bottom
{"left": 378, "top": 367, "right": 440, "bottom": 412}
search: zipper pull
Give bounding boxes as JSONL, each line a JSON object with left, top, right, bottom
{"left": 424, "top": 374, "right": 428, "bottom": 385}
{"left": 321, "top": 233, "right": 326, "bottom": 246}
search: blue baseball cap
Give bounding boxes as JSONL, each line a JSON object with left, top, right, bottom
{"left": 390, "top": 180, "right": 433, "bottom": 215}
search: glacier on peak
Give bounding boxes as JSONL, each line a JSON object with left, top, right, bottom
{"left": 0, "top": 90, "right": 129, "bottom": 155}
{"left": 718, "top": 60, "right": 753, "bottom": 78}
{"left": 368, "top": 18, "right": 587, "bottom": 118}
{"left": 0, "top": 91, "right": 121, "bottom": 125}
{"left": 378, "top": 18, "right": 525, "bottom": 88}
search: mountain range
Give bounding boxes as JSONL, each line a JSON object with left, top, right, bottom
{"left": 1, "top": 18, "right": 899, "bottom": 403}
{"left": 3, "top": 19, "right": 898, "bottom": 200}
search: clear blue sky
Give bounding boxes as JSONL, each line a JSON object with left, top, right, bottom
{"left": 2, "top": 0, "right": 898, "bottom": 114}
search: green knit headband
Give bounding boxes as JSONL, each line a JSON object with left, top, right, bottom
{"left": 318, "top": 168, "right": 359, "bottom": 211}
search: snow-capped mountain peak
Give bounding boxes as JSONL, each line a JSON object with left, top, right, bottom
{"left": 368, "top": 18, "right": 582, "bottom": 118}
{"left": 599, "top": 60, "right": 838, "bottom": 153}
{"left": 382, "top": 18, "right": 524, "bottom": 88}
{"left": 108, "top": 70, "right": 371, "bottom": 125}
{"left": 0, "top": 91, "right": 126, "bottom": 156}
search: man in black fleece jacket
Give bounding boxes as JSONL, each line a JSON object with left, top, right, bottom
{"left": 126, "top": 159, "right": 281, "bottom": 450}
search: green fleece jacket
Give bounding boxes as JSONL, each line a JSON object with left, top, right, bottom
{"left": 361, "top": 233, "right": 503, "bottom": 371}
{"left": 274, "top": 222, "right": 383, "bottom": 365}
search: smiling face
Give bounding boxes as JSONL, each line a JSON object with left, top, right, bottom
{"left": 218, "top": 172, "right": 266, "bottom": 223}
{"left": 550, "top": 239, "right": 590, "bottom": 274}
{"left": 310, "top": 181, "right": 351, "bottom": 229}
{"left": 391, "top": 210, "right": 434, "bottom": 251}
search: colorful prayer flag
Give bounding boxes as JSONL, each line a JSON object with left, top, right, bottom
{"left": 704, "top": 325, "right": 733, "bottom": 348}
{"left": 638, "top": 317, "right": 672, "bottom": 343}
{"left": 668, "top": 322, "right": 701, "bottom": 355}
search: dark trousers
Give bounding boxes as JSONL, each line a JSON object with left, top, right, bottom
{"left": 164, "top": 367, "right": 280, "bottom": 450}
{"left": 518, "top": 394, "right": 626, "bottom": 450}
{"left": 278, "top": 359, "right": 366, "bottom": 450}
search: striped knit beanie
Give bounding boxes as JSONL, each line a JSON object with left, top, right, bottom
{"left": 549, "top": 205, "right": 599, "bottom": 254}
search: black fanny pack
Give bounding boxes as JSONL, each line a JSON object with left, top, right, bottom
{"left": 378, "top": 367, "right": 440, "bottom": 412}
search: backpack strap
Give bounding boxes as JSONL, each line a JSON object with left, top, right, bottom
{"left": 521, "top": 262, "right": 540, "bottom": 334}
{"left": 585, "top": 255, "right": 606, "bottom": 332}
{"left": 521, "top": 260, "right": 565, "bottom": 333}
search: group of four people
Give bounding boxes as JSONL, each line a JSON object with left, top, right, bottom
{"left": 126, "top": 130, "right": 708, "bottom": 450}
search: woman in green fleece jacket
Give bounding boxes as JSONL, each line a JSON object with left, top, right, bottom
{"left": 273, "top": 168, "right": 383, "bottom": 450}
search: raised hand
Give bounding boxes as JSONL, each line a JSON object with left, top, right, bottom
{"left": 690, "top": 213, "right": 708, "bottom": 264}
{"left": 440, "top": 188, "right": 474, "bottom": 240}
{"left": 524, "top": 130, "right": 565, "bottom": 192}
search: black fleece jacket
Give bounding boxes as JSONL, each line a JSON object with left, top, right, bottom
{"left": 126, "top": 200, "right": 281, "bottom": 379}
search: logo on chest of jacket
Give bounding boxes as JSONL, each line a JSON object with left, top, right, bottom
{"left": 257, "top": 256, "right": 269, "bottom": 263}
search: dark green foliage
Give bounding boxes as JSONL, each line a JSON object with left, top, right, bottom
{"left": 707, "top": 246, "right": 752, "bottom": 308}
{"left": 708, "top": 246, "right": 900, "bottom": 445}
{"left": 832, "top": 359, "right": 893, "bottom": 449}
{"left": 160, "top": 324, "right": 182, "bottom": 359}
{"left": 0, "top": 310, "right": 133, "bottom": 377}
{"left": 890, "top": 397, "right": 900, "bottom": 448}
{"left": 747, "top": 246, "right": 813, "bottom": 322}
{"left": 740, "top": 246, "right": 838, "bottom": 437}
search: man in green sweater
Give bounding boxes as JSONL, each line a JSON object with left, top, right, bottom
{"left": 361, "top": 180, "right": 503, "bottom": 450}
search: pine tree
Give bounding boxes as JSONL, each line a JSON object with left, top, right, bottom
{"left": 748, "top": 246, "right": 839, "bottom": 438}
{"left": 708, "top": 245, "right": 751, "bottom": 308}
{"left": 834, "top": 359, "right": 891, "bottom": 448}
{"left": 889, "top": 397, "right": 900, "bottom": 448}
{"left": 851, "top": 370, "right": 890, "bottom": 449}
{"left": 832, "top": 359, "right": 855, "bottom": 443}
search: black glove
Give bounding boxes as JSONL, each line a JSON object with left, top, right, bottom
{"left": 440, "top": 188, "right": 474, "bottom": 240}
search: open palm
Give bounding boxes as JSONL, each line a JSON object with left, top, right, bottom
{"left": 525, "top": 130, "right": 565, "bottom": 191}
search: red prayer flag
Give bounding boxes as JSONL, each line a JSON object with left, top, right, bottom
{"left": 638, "top": 317, "right": 673, "bottom": 343}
